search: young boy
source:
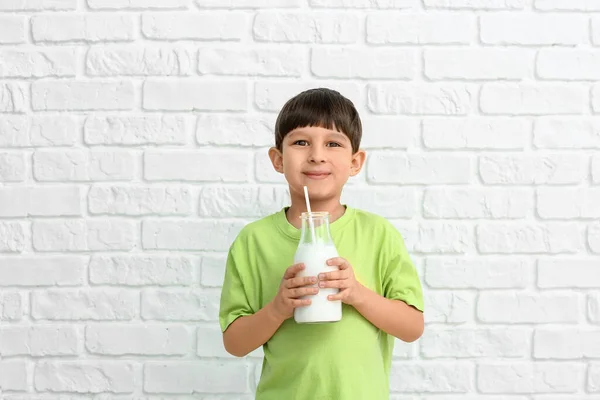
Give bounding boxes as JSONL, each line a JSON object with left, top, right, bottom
{"left": 219, "top": 88, "right": 424, "bottom": 400}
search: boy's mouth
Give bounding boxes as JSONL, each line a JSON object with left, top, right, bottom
{"left": 303, "top": 172, "right": 331, "bottom": 180}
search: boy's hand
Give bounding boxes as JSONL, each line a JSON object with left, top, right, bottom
{"left": 319, "top": 257, "right": 365, "bottom": 306}
{"left": 270, "top": 263, "right": 318, "bottom": 322}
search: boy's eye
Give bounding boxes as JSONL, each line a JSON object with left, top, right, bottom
{"left": 327, "top": 142, "right": 342, "bottom": 147}
{"left": 293, "top": 140, "right": 308, "bottom": 146}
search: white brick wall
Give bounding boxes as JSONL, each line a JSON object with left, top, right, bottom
{"left": 0, "top": 0, "right": 598, "bottom": 397}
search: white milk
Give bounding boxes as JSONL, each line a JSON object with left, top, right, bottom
{"left": 293, "top": 243, "right": 342, "bottom": 323}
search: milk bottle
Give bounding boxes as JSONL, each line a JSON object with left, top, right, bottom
{"left": 293, "top": 211, "right": 342, "bottom": 323}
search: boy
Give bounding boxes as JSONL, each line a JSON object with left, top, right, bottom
{"left": 219, "top": 88, "right": 424, "bottom": 400}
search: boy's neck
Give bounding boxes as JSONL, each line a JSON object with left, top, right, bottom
{"left": 285, "top": 198, "right": 346, "bottom": 229}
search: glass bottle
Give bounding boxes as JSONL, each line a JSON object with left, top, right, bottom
{"left": 293, "top": 211, "right": 342, "bottom": 323}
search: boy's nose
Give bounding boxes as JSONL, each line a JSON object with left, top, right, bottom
{"left": 308, "top": 151, "right": 326, "bottom": 163}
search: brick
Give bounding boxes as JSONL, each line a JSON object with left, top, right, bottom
{"left": 312, "top": 48, "right": 415, "bottom": 79}
{"left": 199, "top": 47, "right": 303, "bottom": 77}
{"left": 0, "top": 292, "right": 23, "bottom": 320}
{"left": 421, "top": 328, "right": 530, "bottom": 358}
{"left": 592, "top": 86, "right": 600, "bottom": 114}
{"left": 479, "top": 154, "right": 585, "bottom": 185}
{"left": 424, "top": 0, "right": 525, "bottom": 8}
{"left": 424, "top": 188, "right": 532, "bottom": 219}
{"left": 534, "top": 329, "right": 600, "bottom": 359}
{"left": 367, "top": 13, "right": 473, "bottom": 44}
{"left": 393, "top": 339, "right": 417, "bottom": 359}
{"left": 144, "top": 362, "right": 248, "bottom": 393}
{"left": 0, "top": 152, "right": 26, "bottom": 182}
{"left": 425, "top": 48, "right": 533, "bottom": 80}
{"left": 341, "top": 187, "right": 417, "bottom": 218}
{"left": 367, "top": 83, "right": 474, "bottom": 115}
{"left": 254, "top": 12, "right": 358, "bottom": 43}
{"left": 255, "top": 81, "right": 360, "bottom": 112}
{"left": 196, "top": 114, "right": 274, "bottom": 147}
{"left": 425, "top": 258, "right": 531, "bottom": 289}
{"left": 198, "top": 0, "right": 300, "bottom": 6}
{"left": 32, "top": 81, "right": 134, "bottom": 111}
{"left": 0, "top": 256, "right": 84, "bottom": 286}
{"left": 478, "top": 223, "right": 583, "bottom": 254}
{"left": 395, "top": 222, "right": 472, "bottom": 254}
{"left": 535, "top": 118, "right": 600, "bottom": 149}
{"left": 142, "top": 220, "right": 245, "bottom": 252}
{"left": 538, "top": 188, "right": 600, "bottom": 219}
{"left": 0, "top": 83, "right": 27, "bottom": 113}
{"left": 144, "top": 150, "right": 250, "bottom": 182}
{"left": 311, "top": 0, "right": 417, "bottom": 6}
{"left": 0, "top": 16, "right": 26, "bottom": 44}
{"left": 0, "top": 326, "right": 78, "bottom": 356}
{"left": 0, "top": 361, "right": 27, "bottom": 391}
{"left": 34, "top": 150, "right": 135, "bottom": 182}
{"left": 423, "top": 118, "right": 529, "bottom": 150}
{"left": 141, "top": 290, "right": 220, "bottom": 321}
{"left": 143, "top": 80, "right": 247, "bottom": 111}
{"left": 142, "top": 12, "right": 245, "bottom": 41}
{"left": 360, "top": 117, "right": 418, "bottom": 149}
{"left": 591, "top": 364, "right": 600, "bottom": 392}
{"left": 0, "top": 186, "right": 80, "bottom": 217}
{"left": 590, "top": 223, "right": 600, "bottom": 253}
{"left": 200, "top": 253, "right": 226, "bottom": 287}
{"left": 89, "top": 185, "right": 192, "bottom": 216}
{"left": 32, "top": 14, "right": 134, "bottom": 43}
{"left": 85, "top": 115, "right": 188, "bottom": 146}
{"left": 0, "top": 222, "right": 27, "bottom": 253}
{"left": 0, "top": 0, "right": 75, "bottom": 9}
{"left": 33, "top": 220, "right": 136, "bottom": 252}
{"left": 478, "top": 363, "right": 584, "bottom": 393}
{"left": 481, "top": 83, "right": 586, "bottom": 115}
{"left": 0, "top": 116, "right": 77, "bottom": 147}
{"left": 390, "top": 362, "right": 474, "bottom": 392}
{"left": 538, "top": 49, "right": 600, "bottom": 80}
{"left": 536, "top": 0, "right": 600, "bottom": 10}
{"left": 86, "top": 325, "right": 192, "bottom": 355}
{"left": 89, "top": 255, "right": 195, "bottom": 286}
{"left": 0, "top": 49, "right": 75, "bottom": 78}
{"left": 35, "top": 362, "right": 136, "bottom": 393}
{"left": 481, "top": 14, "right": 587, "bottom": 45}
{"left": 594, "top": 19, "right": 600, "bottom": 45}
{"left": 32, "top": 290, "right": 137, "bottom": 320}
{"left": 200, "top": 186, "right": 289, "bottom": 218}
{"left": 594, "top": 156, "right": 600, "bottom": 184}
{"left": 368, "top": 153, "right": 471, "bottom": 184}
{"left": 89, "top": 0, "right": 189, "bottom": 8}
{"left": 478, "top": 293, "right": 581, "bottom": 323}
{"left": 590, "top": 294, "right": 600, "bottom": 323}
{"left": 87, "top": 46, "right": 192, "bottom": 76}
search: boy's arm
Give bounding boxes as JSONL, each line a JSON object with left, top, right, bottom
{"left": 353, "top": 286, "right": 424, "bottom": 343}
{"left": 223, "top": 263, "right": 317, "bottom": 357}
{"left": 223, "top": 301, "right": 283, "bottom": 357}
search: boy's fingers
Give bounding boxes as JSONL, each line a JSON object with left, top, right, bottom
{"left": 327, "top": 257, "right": 351, "bottom": 269}
{"left": 283, "top": 263, "right": 304, "bottom": 279}
{"left": 319, "top": 280, "right": 344, "bottom": 289}
{"left": 327, "top": 293, "right": 343, "bottom": 301}
{"left": 319, "top": 271, "right": 345, "bottom": 281}
{"left": 291, "top": 299, "right": 311, "bottom": 307}
{"left": 287, "top": 276, "right": 316, "bottom": 288}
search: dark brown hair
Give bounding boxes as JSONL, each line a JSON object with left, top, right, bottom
{"left": 274, "top": 88, "right": 362, "bottom": 154}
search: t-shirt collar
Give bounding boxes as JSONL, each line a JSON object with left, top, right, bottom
{"left": 273, "top": 205, "right": 354, "bottom": 242}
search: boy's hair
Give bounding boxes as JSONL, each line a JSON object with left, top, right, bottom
{"left": 274, "top": 88, "right": 362, "bottom": 154}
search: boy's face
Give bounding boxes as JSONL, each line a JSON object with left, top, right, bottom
{"left": 268, "top": 126, "right": 366, "bottom": 203}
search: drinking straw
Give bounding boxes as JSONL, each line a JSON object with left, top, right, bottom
{"left": 303, "top": 186, "right": 317, "bottom": 242}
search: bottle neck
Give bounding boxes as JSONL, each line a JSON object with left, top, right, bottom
{"left": 299, "top": 213, "right": 333, "bottom": 246}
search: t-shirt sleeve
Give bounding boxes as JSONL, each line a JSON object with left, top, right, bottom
{"left": 381, "top": 234, "right": 424, "bottom": 312}
{"left": 219, "top": 241, "right": 254, "bottom": 332}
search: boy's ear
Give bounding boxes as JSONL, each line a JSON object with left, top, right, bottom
{"left": 268, "top": 147, "right": 284, "bottom": 174}
{"left": 350, "top": 149, "right": 366, "bottom": 177}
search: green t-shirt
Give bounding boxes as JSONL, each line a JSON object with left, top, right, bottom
{"left": 219, "top": 206, "right": 424, "bottom": 400}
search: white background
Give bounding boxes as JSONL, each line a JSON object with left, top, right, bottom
{"left": 0, "top": 0, "right": 599, "bottom": 398}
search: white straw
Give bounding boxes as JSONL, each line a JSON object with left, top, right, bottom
{"left": 303, "top": 186, "right": 317, "bottom": 242}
